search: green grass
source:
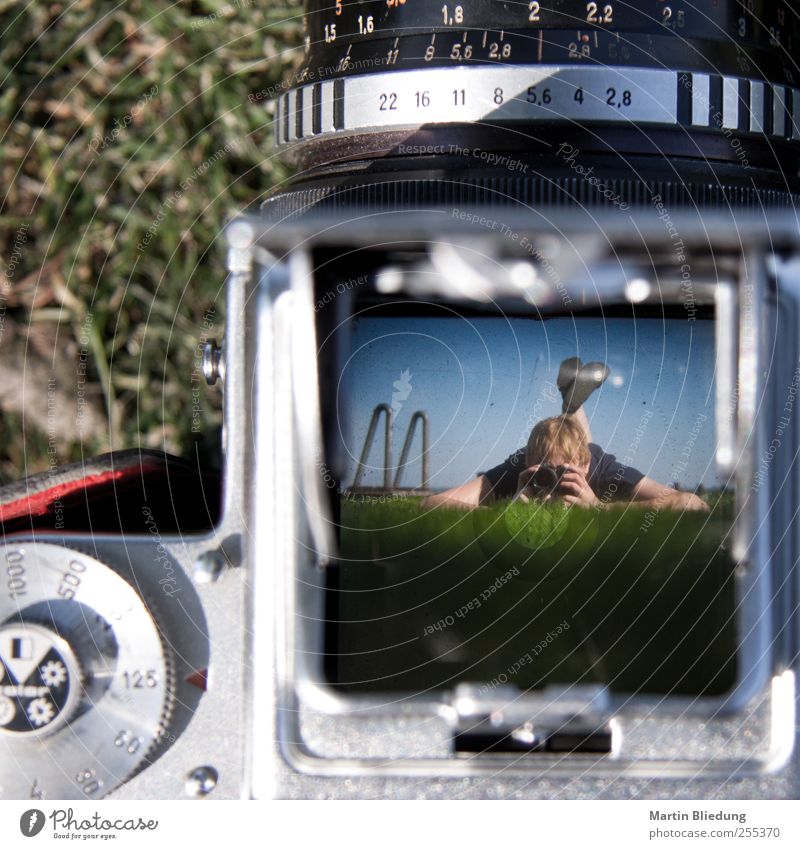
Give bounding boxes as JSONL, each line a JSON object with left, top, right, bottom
{"left": 331, "top": 495, "right": 738, "bottom": 696}
{"left": 0, "top": 1, "right": 303, "bottom": 482}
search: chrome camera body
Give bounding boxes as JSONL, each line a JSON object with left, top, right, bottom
{"left": 4, "top": 0, "right": 800, "bottom": 801}
{"left": 2, "top": 204, "right": 800, "bottom": 800}
{"left": 237, "top": 207, "right": 800, "bottom": 799}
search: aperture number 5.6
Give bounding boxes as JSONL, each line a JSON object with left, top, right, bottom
{"left": 526, "top": 86, "right": 552, "bottom": 104}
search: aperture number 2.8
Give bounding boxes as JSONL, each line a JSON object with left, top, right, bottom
{"left": 606, "top": 86, "right": 632, "bottom": 107}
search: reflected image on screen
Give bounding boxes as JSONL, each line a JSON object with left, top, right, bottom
{"left": 326, "top": 312, "right": 736, "bottom": 697}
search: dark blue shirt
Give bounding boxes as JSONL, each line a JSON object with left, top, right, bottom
{"left": 480, "top": 443, "right": 644, "bottom": 502}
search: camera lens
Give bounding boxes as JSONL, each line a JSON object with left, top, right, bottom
{"left": 266, "top": 0, "right": 800, "bottom": 212}
{"left": 531, "top": 463, "right": 560, "bottom": 492}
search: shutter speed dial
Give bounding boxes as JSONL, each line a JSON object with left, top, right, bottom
{"left": 0, "top": 542, "right": 174, "bottom": 799}
{"left": 0, "top": 623, "right": 82, "bottom": 736}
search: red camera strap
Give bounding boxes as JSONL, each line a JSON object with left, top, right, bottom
{"left": 0, "top": 449, "right": 219, "bottom": 534}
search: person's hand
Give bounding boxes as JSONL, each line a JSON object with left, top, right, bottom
{"left": 557, "top": 465, "right": 599, "bottom": 508}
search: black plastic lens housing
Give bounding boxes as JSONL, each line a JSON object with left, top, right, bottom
{"left": 265, "top": 0, "right": 800, "bottom": 211}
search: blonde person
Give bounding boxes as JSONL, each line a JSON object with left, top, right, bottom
{"left": 423, "top": 357, "right": 707, "bottom": 512}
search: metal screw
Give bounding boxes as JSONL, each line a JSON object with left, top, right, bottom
{"left": 192, "top": 551, "right": 225, "bottom": 585}
{"left": 185, "top": 765, "right": 218, "bottom": 797}
{"left": 226, "top": 220, "right": 255, "bottom": 250}
{"left": 201, "top": 339, "right": 223, "bottom": 385}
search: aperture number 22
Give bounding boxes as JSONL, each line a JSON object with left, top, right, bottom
{"left": 379, "top": 91, "right": 455, "bottom": 109}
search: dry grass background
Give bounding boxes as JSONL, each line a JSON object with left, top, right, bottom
{"left": 0, "top": 0, "right": 303, "bottom": 484}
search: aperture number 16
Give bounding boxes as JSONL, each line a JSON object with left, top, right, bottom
{"left": 379, "top": 91, "right": 465, "bottom": 110}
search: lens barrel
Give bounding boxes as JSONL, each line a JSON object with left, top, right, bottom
{"left": 265, "top": 1, "right": 800, "bottom": 211}
{"left": 532, "top": 464, "right": 561, "bottom": 492}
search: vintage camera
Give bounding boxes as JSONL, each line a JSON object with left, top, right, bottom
{"left": 2, "top": 1, "right": 800, "bottom": 800}
{"left": 528, "top": 464, "right": 569, "bottom": 498}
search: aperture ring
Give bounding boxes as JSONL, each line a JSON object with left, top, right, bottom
{"left": 272, "top": 66, "right": 800, "bottom": 150}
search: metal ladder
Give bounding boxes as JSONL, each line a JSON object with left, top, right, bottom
{"left": 350, "top": 404, "right": 430, "bottom": 494}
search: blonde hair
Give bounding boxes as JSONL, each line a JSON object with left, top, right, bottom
{"left": 526, "top": 414, "right": 590, "bottom": 467}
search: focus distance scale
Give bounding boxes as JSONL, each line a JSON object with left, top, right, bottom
{"left": 278, "top": 0, "right": 799, "bottom": 146}
{"left": 304, "top": 0, "right": 796, "bottom": 75}
{"left": 269, "top": 0, "right": 800, "bottom": 209}
{"left": 0, "top": 542, "right": 174, "bottom": 799}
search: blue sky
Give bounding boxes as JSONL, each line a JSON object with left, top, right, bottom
{"left": 338, "top": 316, "right": 724, "bottom": 491}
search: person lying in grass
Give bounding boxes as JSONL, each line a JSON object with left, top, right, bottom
{"left": 423, "top": 357, "right": 708, "bottom": 513}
